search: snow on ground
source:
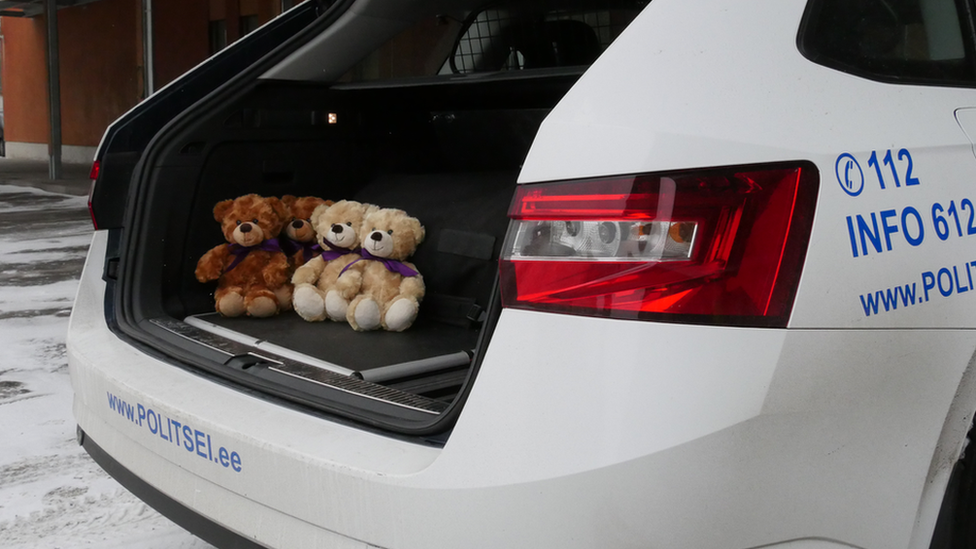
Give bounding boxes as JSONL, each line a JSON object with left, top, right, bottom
{"left": 0, "top": 185, "right": 213, "bottom": 548}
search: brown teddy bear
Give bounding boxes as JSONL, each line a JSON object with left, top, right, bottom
{"left": 280, "top": 195, "right": 333, "bottom": 269}
{"left": 292, "top": 200, "right": 376, "bottom": 322}
{"left": 338, "top": 208, "right": 425, "bottom": 332}
{"left": 194, "top": 194, "right": 291, "bottom": 318}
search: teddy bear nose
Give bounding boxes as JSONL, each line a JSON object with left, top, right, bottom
{"left": 370, "top": 232, "right": 383, "bottom": 242}
{"left": 291, "top": 220, "right": 303, "bottom": 229}
{"left": 331, "top": 225, "right": 343, "bottom": 234}
{"left": 240, "top": 223, "right": 253, "bottom": 233}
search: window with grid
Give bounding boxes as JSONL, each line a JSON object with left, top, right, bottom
{"left": 342, "top": 0, "right": 648, "bottom": 83}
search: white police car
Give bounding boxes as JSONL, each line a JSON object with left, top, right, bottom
{"left": 69, "top": 0, "right": 976, "bottom": 547}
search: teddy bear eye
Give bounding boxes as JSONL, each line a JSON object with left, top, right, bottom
{"left": 236, "top": 220, "right": 241, "bottom": 225}
{"left": 252, "top": 218, "right": 259, "bottom": 224}
{"left": 306, "top": 218, "right": 311, "bottom": 223}
{"left": 387, "top": 230, "right": 393, "bottom": 235}
{"left": 346, "top": 222, "right": 352, "bottom": 227}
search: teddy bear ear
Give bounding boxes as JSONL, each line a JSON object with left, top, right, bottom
{"left": 323, "top": 199, "right": 335, "bottom": 207}
{"left": 265, "top": 196, "right": 289, "bottom": 223}
{"left": 213, "top": 199, "right": 235, "bottom": 222}
{"left": 413, "top": 220, "right": 426, "bottom": 246}
{"left": 281, "top": 195, "right": 297, "bottom": 209}
{"left": 309, "top": 202, "right": 331, "bottom": 228}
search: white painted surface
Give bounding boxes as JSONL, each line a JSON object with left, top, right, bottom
{"left": 5, "top": 142, "right": 95, "bottom": 165}
{"left": 67, "top": 0, "right": 976, "bottom": 546}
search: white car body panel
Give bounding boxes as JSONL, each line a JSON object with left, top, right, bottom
{"left": 68, "top": 0, "right": 976, "bottom": 547}
{"left": 71, "top": 231, "right": 976, "bottom": 548}
{"left": 523, "top": 0, "right": 976, "bottom": 329}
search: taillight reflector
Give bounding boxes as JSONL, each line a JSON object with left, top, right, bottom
{"left": 499, "top": 162, "right": 819, "bottom": 327}
{"left": 88, "top": 160, "right": 100, "bottom": 230}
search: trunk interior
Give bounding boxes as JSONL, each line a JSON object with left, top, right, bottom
{"left": 126, "top": 72, "right": 580, "bottom": 426}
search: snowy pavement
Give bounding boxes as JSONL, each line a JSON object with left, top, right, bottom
{"left": 0, "top": 185, "right": 213, "bottom": 548}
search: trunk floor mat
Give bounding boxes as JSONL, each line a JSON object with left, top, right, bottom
{"left": 185, "top": 312, "right": 478, "bottom": 382}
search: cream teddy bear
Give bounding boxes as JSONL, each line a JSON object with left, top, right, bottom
{"left": 338, "top": 208, "right": 425, "bottom": 332}
{"left": 291, "top": 200, "right": 375, "bottom": 322}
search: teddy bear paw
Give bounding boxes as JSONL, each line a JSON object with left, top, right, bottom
{"left": 216, "top": 292, "right": 246, "bottom": 317}
{"left": 384, "top": 298, "right": 419, "bottom": 332}
{"left": 247, "top": 296, "right": 278, "bottom": 318}
{"left": 274, "top": 285, "right": 293, "bottom": 311}
{"left": 325, "top": 290, "right": 350, "bottom": 322}
{"left": 293, "top": 285, "right": 327, "bottom": 322}
{"left": 353, "top": 299, "right": 381, "bottom": 331}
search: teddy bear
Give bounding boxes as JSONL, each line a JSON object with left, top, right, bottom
{"left": 338, "top": 208, "right": 425, "bottom": 332}
{"left": 194, "top": 194, "right": 291, "bottom": 318}
{"left": 280, "top": 195, "right": 333, "bottom": 270}
{"left": 291, "top": 200, "right": 377, "bottom": 322}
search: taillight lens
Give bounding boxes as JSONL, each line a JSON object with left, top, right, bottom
{"left": 88, "top": 160, "right": 100, "bottom": 230}
{"left": 499, "top": 162, "right": 819, "bottom": 327}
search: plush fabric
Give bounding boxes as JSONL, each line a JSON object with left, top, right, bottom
{"left": 292, "top": 200, "right": 377, "bottom": 322}
{"left": 339, "top": 208, "right": 426, "bottom": 332}
{"left": 280, "top": 195, "right": 333, "bottom": 269}
{"left": 194, "top": 194, "right": 291, "bottom": 318}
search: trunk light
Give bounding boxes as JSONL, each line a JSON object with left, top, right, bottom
{"left": 88, "top": 160, "right": 100, "bottom": 230}
{"left": 499, "top": 162, "right": 819, "bottom": 327}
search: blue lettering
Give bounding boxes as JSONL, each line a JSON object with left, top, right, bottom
{"left": 846, "top": 216, "right": 859, "bottom": 258}
{"left": 195, "top": 430, "right": 207, "bottom": 459}
{"left": 938, "top": 268, "right": 954, "bottom": 297}
{"left": 104, "top": 395, "right": 243, "bottom": 473}
{"left": 171, "top": 420, "right": 182, "bottom": 446}
{"left": 860, "top": 292, "right": 881, "bottom": 316}
{"left": 183, "top": 426, "right": 194, "bottom": 452}
{"left": 955, "top": 266, "right": 969, "bottom": 294}
{"left": 857, "top": 213, "right": 883, "bottom": 255}
{"left": 147, "top": 409, "right": 159, "bottom": 434}
{"left": 923, "top": 271, "right": 935, "bottom": 302}
{"left": 899, "top": 283, "right": 916, "bottom": 307}
{"left": 902, "top": 207, "right": 924, "bottom": 246}
{"left": 880, "top": 209, "right": 899, "bottom": 251}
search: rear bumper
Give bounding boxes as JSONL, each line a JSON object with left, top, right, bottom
{"left": 80, "top": 430, "right": 266, "bottom": 549}
{"left": 69, "top": 232, "right": 976, "bottom": 549}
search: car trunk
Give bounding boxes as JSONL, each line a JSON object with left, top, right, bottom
{"left": 118, "top": 73, "right": 580, "bottom": 432}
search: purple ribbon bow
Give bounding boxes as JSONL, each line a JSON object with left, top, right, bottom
{"left": 319, "top": 240, "right": 358, "bottom": 262}
{"left": 354, "top": 248, "right": 420, "bottom": 277}
{"left": 225, "top": 238, "right": 282, "bottom": 272}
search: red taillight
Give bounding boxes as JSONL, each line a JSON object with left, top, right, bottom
{"left": 88, "top": 160, "right": 100, "bottom": 230}
{"left": 499, "top": 162, "right": 819, "bottom": 327}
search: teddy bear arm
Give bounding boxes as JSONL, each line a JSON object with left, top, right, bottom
{"left": 292, "top": 255, "right": 326, "bottom": 285}
{"left": 263, "top": 252, "right": 291, "bottom": 287}
{"left": 398, "top": 273, "right": 425, "bottom": 302}
{"left": 195, "top": 245, "right": 230, "bottom": 282}
{"left": 334, "top": 268, "right": 364, "bottom": 300}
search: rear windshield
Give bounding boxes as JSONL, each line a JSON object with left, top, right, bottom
{"left": 799, "top": 0, "right": 976, "bottom": 85}
{"left": 343, "top": 0, "right": 648, "bottom": 82}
